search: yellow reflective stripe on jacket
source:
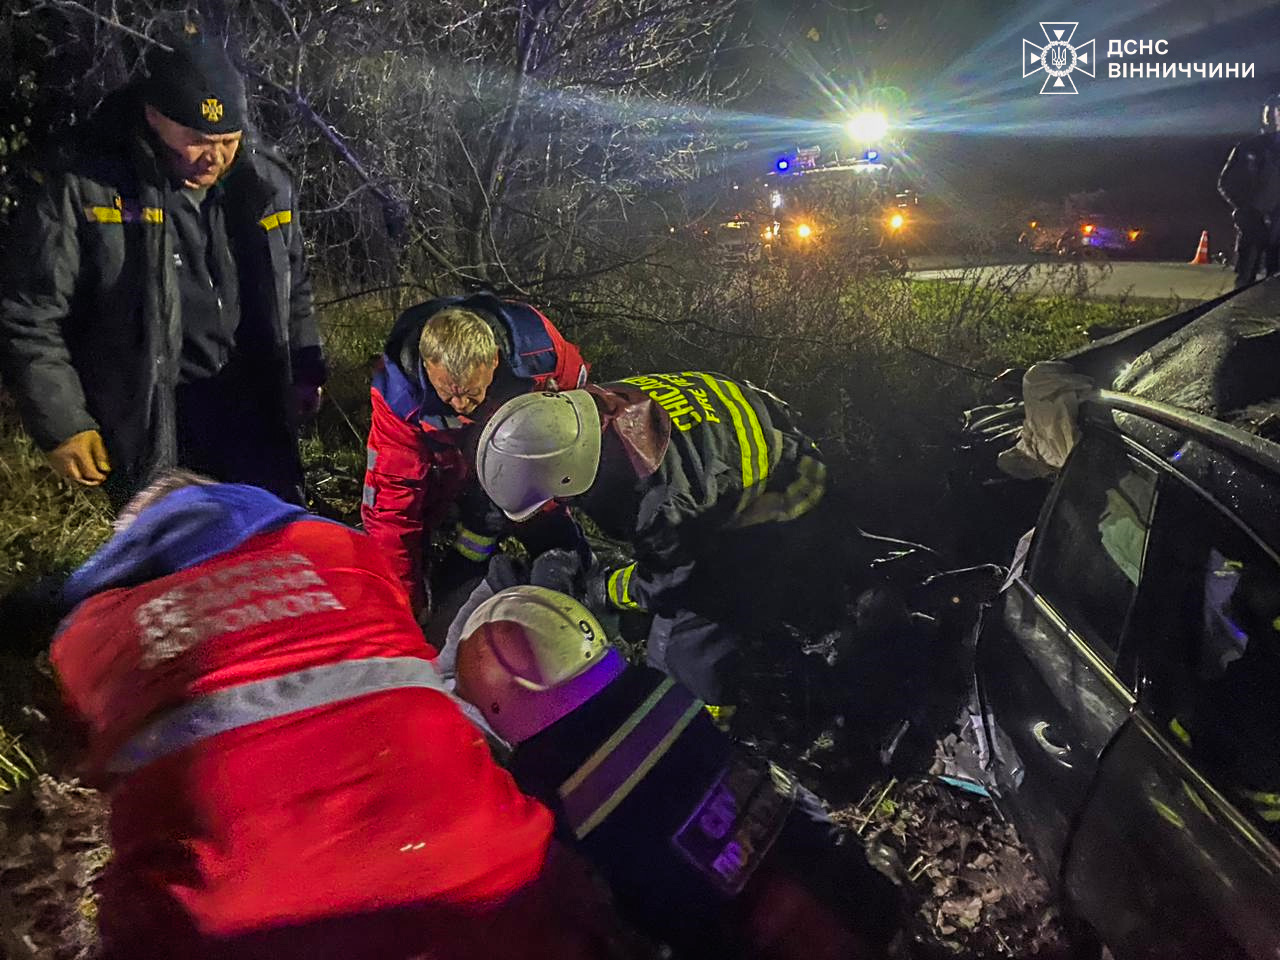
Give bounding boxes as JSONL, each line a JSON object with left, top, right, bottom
{"left": 727, "top": 454, "right": 827, "bottom": 529}
{"left": 694, "top": 373, "right": 769, "bottom": 491}
{"left": 607, "top": 563, "right": 640, "bottom": 610}
{"left": 557, "top": 677, "right": 704, "bottom": 839}
{"left": 259, "top": 209, "right": 293, "bottom": 231}
{"left": 452, "top": 524, "right": 499, "bottom": 563}
{"left": 725, "top": 379, "right": 768, "bottom": 483}
{"left": 84, "top": 205, "right": 164, "bottom": 224}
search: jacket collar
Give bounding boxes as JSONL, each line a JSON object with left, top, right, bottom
{"left": 63, "top": 484, "right": 309, "bottom": 607}
{"left": 588, "top": 384, "right": 670, "bottom": 479}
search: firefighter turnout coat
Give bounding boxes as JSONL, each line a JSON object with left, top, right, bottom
{"left": 52, "top": 484, "right": 605, "bottom": 960}
{"left": 361, "top": 294, "right": 587, "bottom": 611}
{"left": 577, "top": 373, "right": 827, "bottom": 616}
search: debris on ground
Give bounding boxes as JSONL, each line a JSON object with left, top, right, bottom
{"left": 0, "top": 775, "right": 107, "bottom": 960}
{"left": 831, "top": 777, "right": 1067, "bottom": 958}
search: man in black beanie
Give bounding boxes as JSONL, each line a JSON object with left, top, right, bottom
{"left": 0, "top": 35, "right": 325, "bottom": 508}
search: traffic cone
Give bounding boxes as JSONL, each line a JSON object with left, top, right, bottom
{"left": 1189, "top": 230, "right": 1210, "bottom": 265}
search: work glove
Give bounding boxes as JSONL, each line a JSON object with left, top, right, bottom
{"left": 529, "top": 548, "right": 588, "bottom": 595}
{"left": 584, "top": 562, "right": 643, "bottom": 616}
{"left": 47, "top": 430, "right": 111, "bottom": 486}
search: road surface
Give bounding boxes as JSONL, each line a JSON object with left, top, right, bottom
{"left": 909, "top": 259, "right": 1236, "bottom": 302}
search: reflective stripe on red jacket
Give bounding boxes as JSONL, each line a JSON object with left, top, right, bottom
{"left": 52, "top": 488, "right": 569, "bottom": 958}
{"left": 361, "top": 295, "right": 588, "bottom": 611}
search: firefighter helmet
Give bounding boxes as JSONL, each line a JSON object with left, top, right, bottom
{"left": 456, "top": 585, "right": 625, "bottom": 744}
{"left": 475, "top": 390, "right": 602, "bottom": 521}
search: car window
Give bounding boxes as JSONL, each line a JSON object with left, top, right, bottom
{"left": 1134, "top": 481, "right": 1280, "bottom": 844}
{"left": 1027, "top": 436, "right": 1158, "bottom": 666}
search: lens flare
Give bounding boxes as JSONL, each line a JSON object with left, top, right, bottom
{"left": 846, "top": 110, "right": 889, "bottom": 143}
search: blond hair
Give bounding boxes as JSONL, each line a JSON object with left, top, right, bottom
{"left": 115, "top": 469, "right": 216, "bottom": 532}
{"left": 418, "top": 307, "right": 499, "bottom": 379}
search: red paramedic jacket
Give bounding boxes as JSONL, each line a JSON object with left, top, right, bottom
{"left": 52, "top": 484, "right": 608, "bottom": 960}
{"left": 362, "top": 294, "right": 588, "bottom": 612}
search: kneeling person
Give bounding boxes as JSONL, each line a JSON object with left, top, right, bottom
{"left": 476, "top": 373, "right": 835, "bottom": 707}
{"left": 362, "top": 294, "right": 588, "bottom": 615}
{"left": 455, "top": 585, "right": 901, "bottom": 960}
{"left": 52, "top": 472, "right": 624, "bottom": 960}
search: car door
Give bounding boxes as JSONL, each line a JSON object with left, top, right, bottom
{"left": 1064, "top": 474, "right": 1280, "bottom": 959}
{"left": 976, "top": 430, "right": 1156, "bottom": 880}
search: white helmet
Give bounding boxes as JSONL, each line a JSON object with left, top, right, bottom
{"left": 456, "top": 585, "right": 625, "bottom": 744}
{"left": 475, "top": 390, "right": 602, "bottom": 521}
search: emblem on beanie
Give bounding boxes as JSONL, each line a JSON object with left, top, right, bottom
{"left": 201, "top": 97, "right": 224, "bottom": 122}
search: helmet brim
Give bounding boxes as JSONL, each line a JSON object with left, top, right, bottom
{"left": 503, "top": 497, "right": 552, "bottom": 522}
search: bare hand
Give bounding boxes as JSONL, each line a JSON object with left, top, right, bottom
{"left": 48, "top": 430, "right": 111, "bottom": 486}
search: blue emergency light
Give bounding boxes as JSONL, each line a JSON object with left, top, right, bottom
{"left": 865, "top": 149, "right": 879, "bottom": 161}
{"left": 776, "top": 158, "right": 790, "bottom": 172}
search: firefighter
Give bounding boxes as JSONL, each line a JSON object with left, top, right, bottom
{"left": 0, "top": 37, "right": 325, "bottom": 508}
{"left": 361, "top": 294, "right": 588, "bottom": 617}
{"left": 1218, "top": 92, "right": 1280, "bottom": 287}
{"left": 454, "top": 584, "right": 901, "bottom": 960}
{"left": 51, "top": 471, "right": 627, "bottom": 960}
{"left": 474, "top": 373, "right": 838, "bottom": 708}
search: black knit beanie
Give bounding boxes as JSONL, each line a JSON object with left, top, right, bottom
{"left": 143, "top": 38, "right": 247, "bottom": 134}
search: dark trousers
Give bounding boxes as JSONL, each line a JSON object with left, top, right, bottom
{"left": 645, "top": 505, "right": 851, "bottom": 705}
{"left": 175, "top": 363, "right": 305, "bottom": 505}
{"left": 1234, "top": 226, "right": 1280, "bottom": 288}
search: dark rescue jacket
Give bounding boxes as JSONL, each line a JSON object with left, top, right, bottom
{"left": 576, "top": 373, "right": 826, "bottom": 615}
{"left": 361, "top": 294, "right": 587, "bottom": 611}
{"left": 508, "top": 662, "right": 899, "bottom": 957}
{"left": 1219, "top": 132, "right": 1280, "bottom": 219}
{"left": 0, "top": 87, "right": 323, "bottom": 502}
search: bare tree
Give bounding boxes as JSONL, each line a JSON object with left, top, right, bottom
{"left": 2, "top": 0, "right": 747, "bottom": 301}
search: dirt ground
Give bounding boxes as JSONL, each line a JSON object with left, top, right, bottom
{"left": 0, "top": 615, "right": 1074, "bottom": 960}
{"left": 1, "top": 741, "right": 1072, "bottom": 960}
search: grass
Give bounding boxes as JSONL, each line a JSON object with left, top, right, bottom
{"left": 0, "top": 393, "right": 112, "bottom": 594}
{"left": 0, "top": 275, "right": 1175, "bottom": 590}
{"left": 908, "top": 277, "right": 1176, "bottom": 371}
{"left": 0, "top": 727, "right": 35, "bottom": 793}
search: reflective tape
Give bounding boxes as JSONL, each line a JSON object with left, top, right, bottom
{"left": 559, "top": 677, "right": 704, "bottom": 839}
{"left": 84, "top": 205, "right": 164, "bottom": 224}
{"left": 728, "top": 454, "right": 826, "bottom": 529}
{"left": 366, "top": 447, "right": 378, "bottom": 470}
{"left": 452, "top": 524, "right": 498, "bottom": 563}
{"left": 695, "top": 374, "right": 763, "bottom": 490}
{"left": 362, "top": 483, "right": 376, "bottom": 508}
{"left": 108, "top": 655, "right": 447, "bottom": 774}
{"left": 607, "top": 563, "right": 640, "bottom": 611}
{"left": 724, "top": 379, "right": 768, "bottom": 484}
{"left": 259, "top": 209, "right": 294, "bottom": 231}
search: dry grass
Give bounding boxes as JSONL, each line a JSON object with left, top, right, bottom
{"left": 0, "top": 394, "right": 112, "bottom": 594}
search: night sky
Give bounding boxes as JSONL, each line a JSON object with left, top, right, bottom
{"left": 737, "top": 0, "right": 1280, "bottom": 256}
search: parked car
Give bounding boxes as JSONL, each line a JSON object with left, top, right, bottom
{"left": 973, "top": 388, "right": 1280, "bottom": 958}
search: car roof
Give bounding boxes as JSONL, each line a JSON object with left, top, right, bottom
{"left": 1084, "top": 390, "right": 1280, "bottom": 552}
